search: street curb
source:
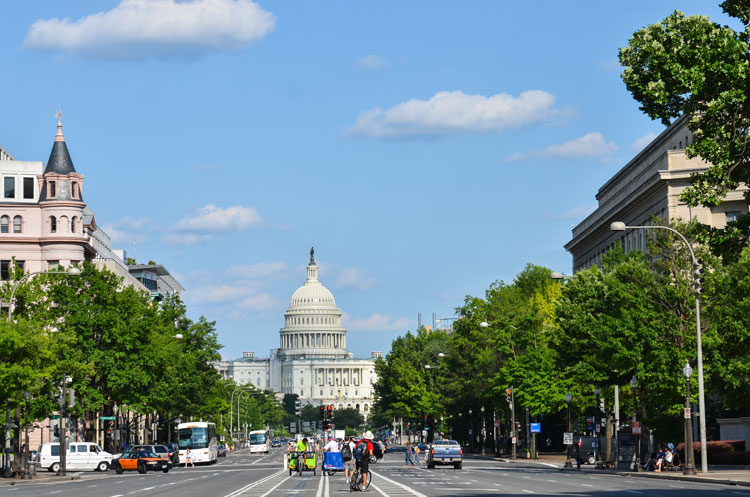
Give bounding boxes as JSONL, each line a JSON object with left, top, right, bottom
{"left": 568, "top": 467, "right": 750, "bottom": 488}
{"left": 0, "top": 475, "right": 83, "bottom": 487}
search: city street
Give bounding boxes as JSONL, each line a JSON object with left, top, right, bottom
{"left": 0, "top": 448, "right": 744, "bottom": 497}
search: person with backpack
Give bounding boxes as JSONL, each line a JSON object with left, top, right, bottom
{"left": 342, "top": 436, "right": 355, "bottom": 483}
{"left": 355, "top": 431, "right": 375, "bottom": 490}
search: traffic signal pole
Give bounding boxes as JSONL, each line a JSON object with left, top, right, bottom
{"left": 510, "top": 386, "right": 516, "bottom": 460}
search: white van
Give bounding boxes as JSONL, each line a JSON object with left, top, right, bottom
{"left": 37, "top": 442, "right": 113, "bottom": 472}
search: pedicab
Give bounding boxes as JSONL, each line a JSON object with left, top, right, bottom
{"left": 322, "top": 451, "right": 345, "bottom": 476}
{"left": 288, "top": 451, "right": 317, "bottom": 476}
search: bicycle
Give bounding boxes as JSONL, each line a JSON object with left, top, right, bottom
{"left": 349, "top": 466, "right": 372, "bottom": 492}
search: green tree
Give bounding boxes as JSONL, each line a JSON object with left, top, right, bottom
{"left": 619, "top": 1, "right": 750, "bottom": 258}
{"left": 332, "top": 407, "right": 365, "bottom": 431}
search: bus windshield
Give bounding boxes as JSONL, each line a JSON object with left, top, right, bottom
{"left": 249, "top": 433, "right": 266, "bottom": 444}
{"left": 178, "top": 427, "right": 208, "bottom": 449}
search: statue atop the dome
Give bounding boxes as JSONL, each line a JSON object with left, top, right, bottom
{"left": 310, "top": 246, "right": 315, "bottom": 264}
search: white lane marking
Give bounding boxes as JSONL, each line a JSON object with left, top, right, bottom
{"left": 258, "top": 475, "right": 290, "bottom": 497}
{"left": 494, "top": 483, "right": 502, "bottom": 486}
{"left": 141, "top": 487, "right": 155, "bottom": 491}
{"left": 731, "top": 492, "right": 750, "bottom": 496}
{"left": 110, "top": 495, "right": 124, "bottom": 497}
{"left": 371, "top": 482, "right": 389, "bottom": 496}
{"left": 624, "top": 492, "right": 643, "bottom": 495}
{"left": 581, "top": 484, "right": 593, "bottom": 487}
{"left": 546, "top": 480, "right": 557, "bottom": 483}
{"left": 88, "top": 485, "right": 98, "bottom": 487}
{"left": 325, "top": 472, "right": 330, "bottom": 497}
{"left": 221, "top": 469, "right": 285, "bottom": 497}
{"left": 49, "top": 492, "right": 62, "bottom": 495}
{"left": 315, "top": 472, "right": 325, "bottom": 497}
{"left": 522, "top": 491, "right": 534, "bottom": 495}
{"left": 371, "top": 470, "right": 428, "bottom": 497}
{"left": 537, "top": 462, "right": 559, "bottom": 468}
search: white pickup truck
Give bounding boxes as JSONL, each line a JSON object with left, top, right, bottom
{"left": 426, "top": 439, "right": 462, "bottom": 469}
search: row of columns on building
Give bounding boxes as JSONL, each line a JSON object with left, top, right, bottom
{"left": 282, "top": 332, "right": 345, "bottom": 349}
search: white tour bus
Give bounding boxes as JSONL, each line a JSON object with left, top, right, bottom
{"left": 248, "top": 429, "right": 270, "bottom": 454}
{"left": 177, "top": 421, "right": 218, "bottom": 464}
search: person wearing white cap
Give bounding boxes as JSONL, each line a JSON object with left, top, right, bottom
{"left": 324, "top": 436, "right": 339, "bottom": 452}
{"left": 355, "top": 431, "right": 375, "bottom": 490}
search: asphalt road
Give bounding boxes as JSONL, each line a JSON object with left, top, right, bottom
{"left": 0, "top": 448, "right": 744, "bottom": 497}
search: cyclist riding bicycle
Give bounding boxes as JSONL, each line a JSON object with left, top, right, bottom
{"left": 354, "top": 431, "right": 375, "bottom": 490}
{"left": 295, "top": 437, "right": 308, "bottom": 471}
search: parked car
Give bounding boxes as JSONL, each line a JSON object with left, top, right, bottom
{"left": 572, "top": 436, "right": 616, "bottom": 465}
{"left": 37, "top": 442, "right": 113, "bottom": 473}
{"left": 131, "top": 444, "right": 172, "bottom": 462}
{"left": 217, "top": 445, "right": 227, "bottom": 457}
{"left": 112, "top": 450, "right": 171, "bottom": 474}
{"left": 426, "top": 439, "right": 462, "bottom": 469}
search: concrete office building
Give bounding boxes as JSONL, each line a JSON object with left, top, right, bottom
{"left": 565, "top": 116, "right": 748, "bottom": 271}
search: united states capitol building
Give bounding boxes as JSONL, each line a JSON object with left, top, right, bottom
{"left": 214, "top": 249, "right": 380, "bottom": 414}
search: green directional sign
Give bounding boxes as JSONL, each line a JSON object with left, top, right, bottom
{"left": 100, "top": 416, "right": 115, "bottom": 420}
{"left": 50, "top": 415, "right": 60, "bottom": 420}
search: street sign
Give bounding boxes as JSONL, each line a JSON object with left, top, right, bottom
{"left": 684, "top": 407, "right": 691, "bottom": 419}
{"left": 530, "top": 423, "right": 541, "bottom": 433}
{"left": 563, "top": 432, "right": 573, "bottom": 445}
{"left": 595, "top": 423, "right": 601, "bottom": 433}
{"left": 632, "top": 421, "right": 641, "bottom": 434}
{"left": 511, "top": 437, "right": 516, "bottom": 444}
{"left": 586, "top": 416, "right": 595, "bottom": 431}
{"left": 100, "top": 416, "right": 115, "bottom": 420}
{"left": 50, "top": 415, "right": 60, "bottom": 420}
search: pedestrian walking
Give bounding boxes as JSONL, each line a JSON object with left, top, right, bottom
{"left": 185, "top": 448, "right": 194, "bottom": 468}
{"left": 404, "top": 442, "right": 413, "bottom": 467}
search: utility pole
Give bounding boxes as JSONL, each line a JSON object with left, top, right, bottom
{"left": 510, "top": 386, "right": 516, "bottom": 460}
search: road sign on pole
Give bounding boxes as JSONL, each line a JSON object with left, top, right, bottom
{"left": 632, "top": 422, "right": 641, "bottom": 435}
{"left": 530, "top": 423, "right": 541, "bottom": 433}
{"left": 563, "top": 432, "right": 573, "bottom": 445}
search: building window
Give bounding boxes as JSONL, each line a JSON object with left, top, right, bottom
{"left": 72, "top": 182, "right": 79, "bottom": 198}
{"left": 3, "top": 177, "right": 14, "bottom": 199}
{"left": 50, "top": 216, "right": 57, "bottom": 233}
{"left": 23, "top": 178, "right": 33, "bottom": 199}
{"left": 13, "top": 216, "right": 21, "bottom": 233}
{"left": 48, "top": 181, "right": 56, "bottom": 198}
{"left": 48, "top": 260, "right": 59, "bottom": 270}
{"left": 726, "top": 211, "right": 741, "bottom": 223}
{"left": 320, "top": 390, "right": 323, "bottom": 396}
{"left": 0, "top": 261, "right": 9, "bottom": 280}
{"left": 71, "top": 216, "right": 77, "bottom": 233}
{"left": 0, "top": 216, "right": 8, "bottom": 234}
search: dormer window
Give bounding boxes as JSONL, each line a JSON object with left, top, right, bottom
{"left": 72, "top": 181, "right": 79, "bottom": 199}
{"left": 49, "top": 181, "right": 56, "bottom": 198}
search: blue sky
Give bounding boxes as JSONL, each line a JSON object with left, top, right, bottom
{"left": 0, "top": 1, "right": 735, "bottom": 360}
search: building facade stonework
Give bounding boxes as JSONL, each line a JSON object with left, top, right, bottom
{"left": 215, "top": 250, "right": 379, "bottom": 414}
{"left": 565, "top": 115, "right": 748, "bottom": 271}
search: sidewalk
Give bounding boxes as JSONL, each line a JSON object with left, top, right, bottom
{"left": 491, "top": 452, "right": 750, "bottom": 487}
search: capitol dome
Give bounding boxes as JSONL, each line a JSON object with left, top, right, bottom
{"left": 279, "top": 248, "right": 351, "bottom": 359}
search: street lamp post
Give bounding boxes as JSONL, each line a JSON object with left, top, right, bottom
{"left": 56, "top": 392, "right": 66, "bottom": 476}
{"left": 468, "top": 408, "right": 473, "bottom": 453}
{"left": 20, "top": 392, "right": 30, "bottom": 480}
{"left": 611, "top": 221, "right": 707, "bottom": 473}
{"left": 594, "top": 386, "right": 601, "bottom": 465}
{"left": 682, "top": 362, "right": 697, "bottom": 475}
{"left": 630, "top": 376, "right": 642, "bottom": 471}
{"left": 564, "top": 393, "right": 573, "bottom": 468}
{"left": 480, "top": 406, "right": 486, "bottom": 455}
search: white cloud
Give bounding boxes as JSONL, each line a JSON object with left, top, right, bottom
{"left": 343, "top": 312, "right": 412, "bottom": 332}
{"left": 239, "top": 292, "right": 276, "bottom": 310}
{"left": 507, "top": 132, "right": 617, "bottom": 162}
{"left": 335, "top": 267, "right": 377, "bottom": 290}
{"left": 177, "top": 204, "right": 262, "bottom": 232}
{"left": 23, "top": 0, "right": 275, "bottom": 60}
{"left": 187, "top": 284, "right": 255, "bottom": 303}
{"left": 225, "top": 262, "right": 288, "bottom": 280}
{"left": 597, "top": 59, "right": 620, "bottom": 72}
{"left": 350, "top": 90, "right": 558, "bottom": 138}
{"left": 543, "top": 132, "right": 618, "bottom": 159}
{"left": 631, "top": 131, "right": 659, "bottom": 151}
{"left": 358, "top": 55, "right": 386, "bottom": 69}
{"left": 162, "top": 232, "right": 213, "bottom": 245}
{"left": 100, "top": 217, "right": 151, "bottom": 244}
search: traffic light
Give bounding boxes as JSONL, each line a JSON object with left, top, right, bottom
{"left": 516, "top": 422, "right": 521, "bottom": 431}
{"left": 505, "top": 388, "right": 512, "bottom": 404}
{"left": 295, "top": 399, "right": 301, "bottom": 416}
{"left": 327, "top": 405, "right": 333, "bottom": 418}
{"left": 320, "top": 406, "right": 325, "bottom": 420}
{"left": 694, "top": 259, "right": 705, "bottom": 295}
